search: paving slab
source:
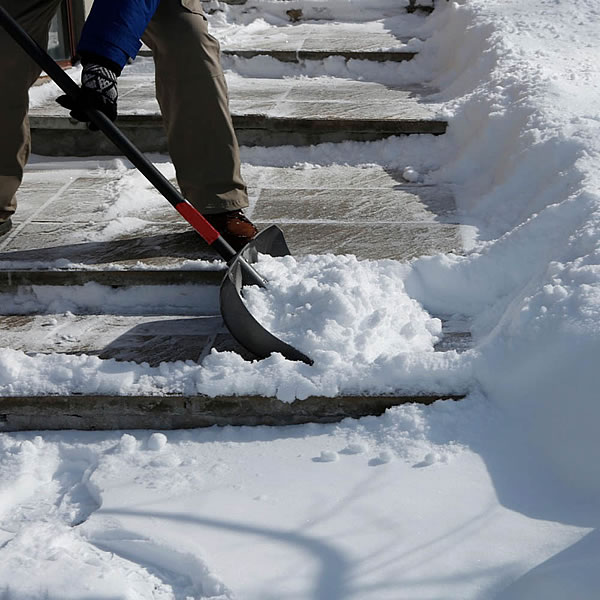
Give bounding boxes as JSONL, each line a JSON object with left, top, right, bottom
{"left": 0, "top": 314, "right": 226, "bottom": 366}
{"left": 270, "top": 222, "right": 461, "bottom": 259}
{"left": 252, "top": 187, "right": 456, "bottom": 222}
{"left": 29, "top": 75, "right": 446, "bottom": 154}
{"left": 0, "top": 393, "right": 464, "bottom": 431}
{"left": 216, "top": 22, "right": 419, "bottom": 62}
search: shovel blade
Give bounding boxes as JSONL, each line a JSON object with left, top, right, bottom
{"left": 219, "top": 225, "right": 313, "bottom": 365}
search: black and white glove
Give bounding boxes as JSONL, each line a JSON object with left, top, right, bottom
{"left": 56, "top": 60, "right": 119, "bottom": 130}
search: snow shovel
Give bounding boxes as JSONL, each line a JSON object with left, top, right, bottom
{"left": 0, "top": 6, "right": 313, "bottom": 366}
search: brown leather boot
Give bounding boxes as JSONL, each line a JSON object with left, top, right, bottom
{"left": 204, "top": 210, "right": 258, "bottom": 252}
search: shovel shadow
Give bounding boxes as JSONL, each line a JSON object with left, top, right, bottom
{"left": 97, "top": 316, "right": 255, "bottom": 366}
{"left": 101, "top": 507, "right": 352, "bottom": 600}
{"left": 0, "top": 230, "right": 215, "bottom": 266}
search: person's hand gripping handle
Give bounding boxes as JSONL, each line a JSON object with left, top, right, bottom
{"left": 57, "top": 57, "right": 119, "bottom": 130}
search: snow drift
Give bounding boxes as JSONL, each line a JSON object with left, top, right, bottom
{"left": 401, "top": 0, "right": 600, "bottom": 499}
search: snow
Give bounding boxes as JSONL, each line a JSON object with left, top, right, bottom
{"left": 3, "top": 0, "right": 600, "bottom": 597}
{"left": 0, "top": 397, "right": 595, "bottom": 599}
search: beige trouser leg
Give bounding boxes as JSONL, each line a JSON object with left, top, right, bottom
{"left": 142, "top": 0, "right": 248, "bottom": 214}
{"left": 0, "top": 0, "right": 62, "bottom": 220}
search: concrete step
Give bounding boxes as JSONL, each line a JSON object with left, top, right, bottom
{"left": 29, "top": 75, "right": 446, "bottom": 154}
{"left": 141, "top": 22, "right": 420, "bottom": 63}
{"left": 0, "top": 393, "right": 464, "bottom": 431}
{"left": 216, "top": 22, "right": 420, "bottom": 62}
{"left": 0, "top": 311, "right": 469, "bottom": 364}
{"left": 0, "top": 308, "right": 469, "bottom": 431}
{"left": 0, "top": 163, "right": 463, "bottom": 272}
{"left": 221, "top": 48, "right": 416, "bottom": 63}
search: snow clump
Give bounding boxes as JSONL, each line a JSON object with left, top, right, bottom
{"left": 243, "top": 252, "right": 442, "bottom": 363}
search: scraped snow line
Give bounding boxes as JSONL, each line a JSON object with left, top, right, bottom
{"left": 0, "top": 177, "right": 78, "bottom": 252}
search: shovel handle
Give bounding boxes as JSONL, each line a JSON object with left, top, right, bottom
{"left": 0, "top": 4, "right": 250, "bottom": 271}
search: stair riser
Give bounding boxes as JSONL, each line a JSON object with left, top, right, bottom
{"left": 0, "top": 394, "right": 464, "bottom": 431}
{"left": 30, "top": 117, "right": 446, "bottom": 155}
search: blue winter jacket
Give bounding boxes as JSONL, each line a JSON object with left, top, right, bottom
{"left": 77, "top": 0, "right": 161, "bottom": 70}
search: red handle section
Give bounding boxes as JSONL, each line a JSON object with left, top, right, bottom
{"left": 175, "top": 202, "right": 220, "bottom": 245}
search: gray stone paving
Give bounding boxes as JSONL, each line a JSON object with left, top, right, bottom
{"left": 0, "top": 164, "right": 461, "bottom": 269}
{"left": 218, "top": 23, "right": 419, "bottom": 62}
{"left": 29, "top": 75, "right": 446, "bottom": 154}
{"left": 0, "top": 309, "right": 468, "bottom": 362}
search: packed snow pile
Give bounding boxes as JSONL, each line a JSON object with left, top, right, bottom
{"left": 199, "top": 253, "right": 470, "bottom": 400}
{"left": 399, "top": 0, "right": 600, "bottom": 500}
{"left": 244, "top": 253, "right": 442, "bottom": 360}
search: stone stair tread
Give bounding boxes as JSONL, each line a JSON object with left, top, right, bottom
{"left": 0, "top": 224, "right": 216, "bottom": 267}
{"left": 0, "top": 163, "right": 461, "bottom": 272}
{"left": 222, "top": 48, "right": 416, "bottom": 62}
{"left": 202, "top": 0, "right": 432, "bottom": 16}
{"left": 141, "top": 23, "right": 420, "bottom": 61}
{"left": 29, "top": 75, "right": 445, "bottom": 152}
{"left": 30, "top": 76, "right": 441, "bottom": 122}
{"left": 0, "top": 314, "right": 230, "bottom": 366}
{"left": 0, "top": 269, "right": 224, "bottom": 287}
{"left": 0, "top": 311, "right": 469, "bottom": 368}
{"left": 219, "top": 22, "right": 419, "bottom": 61}
{"left": 0, "top": 221, "right": 461, "bottom": 269}
{"left": 258, "top": 222, "right": 462, "bottom": 259}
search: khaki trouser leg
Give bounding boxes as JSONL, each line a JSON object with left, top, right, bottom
{"left": 0, "top": 0, "right": 62, "bottom": 220}
{"left": 142, "top": 0, "right": 248, "bottom": 214}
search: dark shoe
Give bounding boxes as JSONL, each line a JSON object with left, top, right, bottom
{"left": 0, "top": 217, "right": 12, "bottom": 237}
{"left": 204, "top": 210, "right": 258, "bottom": 252}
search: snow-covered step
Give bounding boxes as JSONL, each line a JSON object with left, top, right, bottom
{"left": 141, "top": 22, "right": 420, "bottom": 63}
{"left": 0, "top": 308, "right": 469, "bottom": 363}
{"left": 0, "top": 287, "right": 469, "bottom": 430}
{"left": 29, "top": 75, "right": 446, "bottom": 154}
{"left": 220, "top": 22, "right": 419, "bottom": 63}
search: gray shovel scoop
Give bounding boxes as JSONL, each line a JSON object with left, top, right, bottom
{"left": 221, "top": 225, "right": 313, "bottom": 364}
{"left": 0, "top": 6, "right": 313, "bottom": 366}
